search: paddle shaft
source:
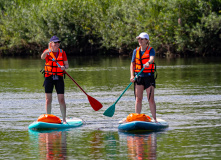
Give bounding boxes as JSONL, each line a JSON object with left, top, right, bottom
{"left": 114, "top": 67, "right": 145, "bottom": 104}
{"left": 46, "top": 51, "right": 103, "bottom": 111}
{"left": 48, "top": 53, "right": 88, "bottom": 95}
{"left": 64, "top": 71, "right": 88, "bottom": 95}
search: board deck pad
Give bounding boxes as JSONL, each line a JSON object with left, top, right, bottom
{"left": 28, "top": 118, "right": 83, "bottom": 130}
{"left": 118, "top": 118, "right": 169, "bottom": 133}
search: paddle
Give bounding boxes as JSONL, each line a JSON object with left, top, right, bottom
{"left": 47, "top": 51, "right": 103, "bottom": 111}
{"left": 103, "top": 67, "right": 145, "bottom": 117}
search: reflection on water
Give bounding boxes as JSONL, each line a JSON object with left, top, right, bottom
{"left": 29, "top": 130, "right": 68, "bottom": 159}
{"left": 125, "top": 133, "right": 157, "bottom": 160}
{"left": 27, "top": 127, "right": 161, "bottom": 160}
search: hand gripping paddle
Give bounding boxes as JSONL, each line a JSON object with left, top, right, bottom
{"left": 103, "top": 68, "right": 145, "bottom": 117}
{"left": 48, "top": 51, "right": 103, "bottom": 111}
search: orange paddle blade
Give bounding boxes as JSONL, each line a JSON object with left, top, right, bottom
{"left": 47, "top": 52, "right": 103, "bottom": 111}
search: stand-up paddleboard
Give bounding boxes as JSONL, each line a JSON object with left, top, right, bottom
{"left": 28, "top": 118, "right": 83, "bottom": 130}
{"left": 118, "top": 118, "right": 169, "bottom": 133}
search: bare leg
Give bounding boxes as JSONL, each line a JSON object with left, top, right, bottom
{"left": 45, "top": 93, "right": 52, "bottom": 114}
{"left": 135, "top": 84, "right": 144, "bottom": 114}
{"left": 57, "top": 94, "right": 66, "bottom": 123}
{"left": 146, "top": 86, "right": 157, "bottom": 122}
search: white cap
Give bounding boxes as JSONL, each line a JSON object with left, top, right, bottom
{"left": 136, "top": 32, "right": 149, "bottom": 40}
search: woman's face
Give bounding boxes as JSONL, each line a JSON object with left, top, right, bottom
{"left": 138, "top": 38, "right": 148, "bottom": 46}
{"left": 51, "top": 41, "right": 60, "bottom": 49}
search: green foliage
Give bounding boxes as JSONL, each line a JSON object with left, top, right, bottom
{"left": 0, "top": 0, "right": 220, "bottom": 56}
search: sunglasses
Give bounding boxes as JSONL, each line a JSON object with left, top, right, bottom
{"left": 137, "top": 38, "right": 144, "bottom": 40}
{"left": 54, "top": 41, "right": 61, "bottom": 44}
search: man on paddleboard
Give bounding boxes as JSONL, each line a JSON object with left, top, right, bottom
{"left": 41, "top": 36, "right": 69, "bottom": 124}
{"left": 130, "top": 32, "right": 157, "bottom": 122}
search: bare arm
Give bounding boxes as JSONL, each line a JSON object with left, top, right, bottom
{"left": 58, "top": 61, "right": 69, "bottom": 71}
{"left": 149, "top": 56, "right": 155, "bottom": 64}
{"left": 130, "top": 62, "right": 135, "bottom": 82}
{"left": 41, "top": 42, "right": 52, "bottom": 59}
{"left": 144, "top": 56, "right": 154, "bottom": 68}
{"left": 63, "top": 61, "right": 69, "bottom": 69}
{"left": 41, "top": 49, "right": 49, "bottom": 59}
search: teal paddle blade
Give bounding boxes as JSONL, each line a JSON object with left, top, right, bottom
{"left": 103, "top": 104, "right": 115, "bottom": 117}
{"left": 103, "top": 68, "right": 145, "bottom": 117}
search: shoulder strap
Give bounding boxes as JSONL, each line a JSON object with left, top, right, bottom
{"left": 139, "top": 49, "right": 143, "bottom": 67}
{"left": 147, "top": 46, "right": 152, "bottom": 51}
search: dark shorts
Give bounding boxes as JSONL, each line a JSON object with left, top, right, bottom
{"left": 44, "top": 76, "right": 64, "bottom": 94}
{"left": 135, "top": 75, "right": 156, "bottom": 90}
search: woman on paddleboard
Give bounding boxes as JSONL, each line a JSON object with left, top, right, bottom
{"left": 41, "top": 36, "right": 69, "bottom": 124}
{"left": 130, "top": 32, "right": 157, "bottom": 122}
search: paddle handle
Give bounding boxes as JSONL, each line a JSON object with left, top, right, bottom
{"left": 47, "top": 53, "right": 88, "bottom": 95}
{"left": 48, "top": 53, "right": 88, "bottom": 95}
{"left": 134, "top": 67, "right": 145, "bottom": 80}
{"left": 46, "top": 51, "right": 102, "bottom": 111}
{"left": 114, "top": 67, "right": 145, "bottom": 104}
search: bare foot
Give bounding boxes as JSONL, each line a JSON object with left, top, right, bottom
{"left": 63, "top": 121, "right": 67, "bottom": 124}
{"left": 152, "top": 119, "right": 158, "bottom": 123}
{"left": 119, "top": 118, "right": 127, "bottom": 124}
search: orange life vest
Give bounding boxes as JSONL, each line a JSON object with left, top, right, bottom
{"left": 44, "top": 49, "right": 64, "bottom": 77}
{"left": 135, "top": 47, "right": 155, "bottom": 73}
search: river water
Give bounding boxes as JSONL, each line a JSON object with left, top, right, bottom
{"left": 0, "top": 56, "right": 220, "bottom": 159}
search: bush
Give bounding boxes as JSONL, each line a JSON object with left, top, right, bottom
{"left": 0, "top": 0, "right": 220, "bottom": 56}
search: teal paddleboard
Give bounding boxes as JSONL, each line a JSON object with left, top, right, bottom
{"left": 28, "top": 118, "right": 83, "bottom": 130}
{"left": 118, "top": 118, "right": 169, "bottom": 133}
